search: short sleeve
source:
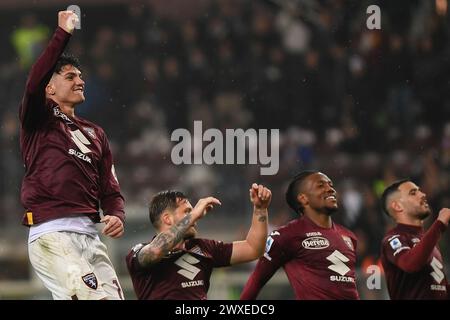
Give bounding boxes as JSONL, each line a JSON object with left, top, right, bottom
{"left": 262, "top": 230, "right": 290, "bottom": 266}
{"left": 126, "top": 243, "right": 148, "bottom": 274}
{"left": 382, "top": 234, "right": 411, "bottom": 266}
{"left": 198, "top": 239, "right": 233, "bottom": 267}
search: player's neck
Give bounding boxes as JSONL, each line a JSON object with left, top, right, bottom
{"left": 305, "top": 212, "right": 332, "bottom": 228}
{"left": 397, "top": 217, "right": 424, "bottom": 228}
{"left": 59, "top": 103, "right": 76, "bottom": 118}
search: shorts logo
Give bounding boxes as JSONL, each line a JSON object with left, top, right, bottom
{"left": 302, "top": 236, "right": 330, "bottom": 250}
{"left": 82, "top": 273, "right": 98, "bottom": 290}
{"left": 342, "top": 235, "right": 354, "bottom": 251}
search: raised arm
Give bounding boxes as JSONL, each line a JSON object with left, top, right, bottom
{"left": 137, "top": 197, "right": 221, "bottom": 268}
{"left": 395, "top": 209, "right": 449, "bottom": 273}
{"left": 20, "top": 11, "right": 78, "bottom": 129}
{"left": 230, "top": 184, "right": 271, "bottom": 265}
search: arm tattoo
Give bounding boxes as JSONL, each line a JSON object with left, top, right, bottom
{"left": 138, "top": 213, "right": 193, "bottom": 267}
{"left": 254, "top": 208, "right": 268, "bottom": 223}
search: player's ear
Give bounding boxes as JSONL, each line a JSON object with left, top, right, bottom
{"left": 297, "top": 193, "right": 308, "bottom": 207}
{"left": 391, "top": 199, "right": 402, "bottom": 215}
{"left": 160, "top": 211, "right": 173, "bottom": 226}
{"left": 46, "top": 82, "right": 56, "bottom": 96}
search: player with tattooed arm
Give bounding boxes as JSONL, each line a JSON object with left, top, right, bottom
{"left": 126, "top": 184, "right": 271, "bottom": 299}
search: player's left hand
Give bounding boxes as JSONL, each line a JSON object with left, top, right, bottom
{"left": 249, "top": 183, "right": 272, "bottom": 210}
{"left": 101, "top": 215, "right": 124, "bottom": 238}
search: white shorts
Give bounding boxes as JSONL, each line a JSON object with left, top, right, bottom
{"left": 29, "top": 231, "right": 124, "bottom": 300}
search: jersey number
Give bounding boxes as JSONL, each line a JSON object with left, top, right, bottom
{"left": 430, "top": 257, "right": 445, "bottom": 284}
{"left": 174, "top": 253, "right": 201, "bottom": 280}
{"left": 326, "top": 250, "right": 350, "bottom": 276}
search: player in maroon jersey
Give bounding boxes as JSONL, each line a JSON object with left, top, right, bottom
{"left": 240, "top": 171, "right": 359, "bottom": 300}
{"left": 126, "top": 183, "right": 271, "bottom": 299}
{"left": 380, "top": 179, "right": 450, "bottom": 299}
{"left": 20, "top": 11, "right": 125, "bottom": 299}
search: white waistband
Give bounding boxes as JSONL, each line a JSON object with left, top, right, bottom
{"left": 28, "top": 216, "right": 98, "bottom": 244}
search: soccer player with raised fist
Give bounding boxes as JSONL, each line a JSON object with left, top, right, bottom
{"left": 380, "top": 180, "right": 450, "bottom": 299}
{"left": 20, "top": 11, "right": 125, "bottom": 300}
{"left": 126, "top": 183, "right": 271, "bottom": 299}
{"left": 241, "top": 171, "right": 359, "bottom": 300}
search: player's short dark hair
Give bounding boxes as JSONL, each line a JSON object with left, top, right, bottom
{"left": 381, "top": 179, "right": 410, "bottom": 217}
{"left": 149, "top": 190, "right": 187, "bottom": 228}
{"left": 54, "top": 53, "right": 82, "bottom": 74}
{"left": 286, "top": 170, "right": 319, "bottom": 214}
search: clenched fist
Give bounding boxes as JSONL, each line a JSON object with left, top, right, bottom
{"left": 58, "top": 10, "right": 79, "bottom": 34}
{"left": 437, "top": 208, "right": 450, "bottom": 226}
{"left": 249, "top": 183, "right": 272, "bottom": 210}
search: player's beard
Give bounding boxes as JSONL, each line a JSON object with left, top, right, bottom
{"left": 324, "top": 206, "right": 339, "bottom": 216}
{"left": 410, "top": 200, "right": 432, "bottom": 221}
{"left": 416, "top": 208, "right": 431, "bottom": 220}
{"left": 311, "top": 202, "right": 339, "bottom": 216}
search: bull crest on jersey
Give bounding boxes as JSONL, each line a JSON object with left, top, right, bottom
{"left": 83, "top": 127, "right": 96, "bottom": 139}
{"left": 342, "top": 235, "right": 354, "bottom": 251}
{"left": 81, "top": 273, "right": 98, "bottom": 290}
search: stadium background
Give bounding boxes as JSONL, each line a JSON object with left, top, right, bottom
{"left": 0, "top": 0, "right": 449, "bottom": 299}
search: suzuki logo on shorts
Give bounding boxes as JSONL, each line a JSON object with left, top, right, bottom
{"left": 302, "top": 236, "right": 330, "bottom": 250}
{"left": 174, "top": 253, "right": 201, "bottom": 280}
{"left": 430, "top": 257, "right": 445, "bottom": 284}
{"left": 327, "top": 250, "right": 350, "bottom": 276}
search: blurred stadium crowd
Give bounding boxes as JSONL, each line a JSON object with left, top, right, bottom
{"left": 0, "top": 0, "right": 450, "bottom": 299}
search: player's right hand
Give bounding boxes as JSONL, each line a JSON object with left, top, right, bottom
{"left": 58, "top": 10, "right": 79, "bottom": 34}
{"left": 437, "top": 208, "right": 450, "bottom": 226}
{"left": 192, "top": 197, "right": 221, "bottom": 220}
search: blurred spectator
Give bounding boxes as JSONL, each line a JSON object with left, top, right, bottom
{"left": 11, "top": 14, "right": 49, "bottom": 69}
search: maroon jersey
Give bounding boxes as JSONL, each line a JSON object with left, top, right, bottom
{"left": 19, "top": 27, "right": 125, "bottom": 226}
{"left": 241, "top": 215, "right": 359, "bottom": 300}
{"left": 381, "top": 221, "right": 448, "bottom": 299}
{"left": 126, "top": 238, "right": 233, "bottom": 300}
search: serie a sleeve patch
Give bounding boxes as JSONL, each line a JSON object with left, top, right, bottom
{"left": 389, "top": 237, "right": 402, "bottom": 250}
